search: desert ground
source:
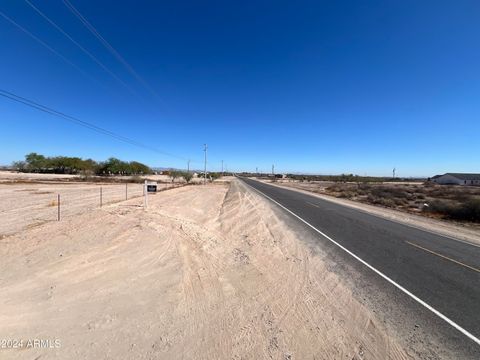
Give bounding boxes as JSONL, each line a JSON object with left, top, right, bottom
{"left": 0, "top": 170, "right": 207, "bottom": 183}
{"left": 0, "top": 180, "right": 183, "bottom": 238}
{"left": 0, "top": 175, "right": 410, "bottom": 359}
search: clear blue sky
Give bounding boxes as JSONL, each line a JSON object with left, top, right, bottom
{"left": 1, "top": 0, "right": 479, "bottom": 176}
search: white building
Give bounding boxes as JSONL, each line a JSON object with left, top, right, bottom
{"left": 432, "top": 173, "right": 480, "bottom": 186}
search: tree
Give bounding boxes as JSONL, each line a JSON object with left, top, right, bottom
{"left": 11, "top": 161, "right": 26, "bottom": 171}
{"left": 25, "top": 152, "right": 47, "bottom": 172}
{"left": 170, "top": 170, "right": 181, "bottom": 182}
{"left": 129, "top": 161, "right": 150, "bottom": 175}
{"left": 14, "top": 153, "right": 151, "bottom": 176}
{"left": 209, "top": 172, "right": 222, "bottom": 182}
{"left": 183, "top": 172, "right": 193, "bottom": 183}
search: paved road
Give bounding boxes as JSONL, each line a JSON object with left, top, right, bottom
{"left": 239, "top": 177, "right": 480, "bottom": 350}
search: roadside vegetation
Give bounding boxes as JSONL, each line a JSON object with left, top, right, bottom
{"left": 242, "top": 172, "right": 422, "bottom": 183}
{"left": 168, "top": 170, "right": 194, "bottom": 183}
{"left": 11, "top": 153, "right": 152, "bottom": 176}
{"left": 276, "top": 180, "right": 480, "bottom": 223}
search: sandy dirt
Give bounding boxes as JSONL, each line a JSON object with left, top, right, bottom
{"left": 0, "top": 171, "right": 80, "bottom": 182}
{"left": 0, "top": 171, "right": 208, "bottom": 184}
{"left": 0, "top": 182, "right": 181, "bottom": 238}
{"left": 263, "top": 180, "right": 480, "bottom": 246}
{"left": 0, "top": 181, "right": 409, "bottom": 359}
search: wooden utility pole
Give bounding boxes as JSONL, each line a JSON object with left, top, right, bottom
{"left": 203, "top": 144, "right": 208, "bottom": 184}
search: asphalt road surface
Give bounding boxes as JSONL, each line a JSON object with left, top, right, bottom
{"left": 238, "top": 176, "right": 480, "bottom": 355}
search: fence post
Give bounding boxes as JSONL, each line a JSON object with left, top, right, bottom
{"left": 57, "top": 194, "right": 60, "bottom": 221}
{"left": 125, "top": 183, "right": 128, "bottom": 200}
{"left": 144, "top": 180, "right": 148, "bottom": 208}
{"left": 100, "top": 187, "right": 103, "bottom": 207}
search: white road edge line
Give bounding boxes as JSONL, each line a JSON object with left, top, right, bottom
{"left": 240, "top": 178, "right": 480, "bottom": 347}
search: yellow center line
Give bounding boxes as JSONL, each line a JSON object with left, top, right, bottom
{"left": 307, "top": 201, "right": 320, "bottom": 208}
{"left": 406, "top": 241, "right": 480, "bottom": 273}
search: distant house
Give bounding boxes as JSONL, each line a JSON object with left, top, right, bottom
{"left": 432, "top": 173, "right": 480, "bottom": 186}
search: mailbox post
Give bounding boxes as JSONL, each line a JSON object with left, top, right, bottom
{"left": 144, "top": 180, "right": 157, "bottom": 208}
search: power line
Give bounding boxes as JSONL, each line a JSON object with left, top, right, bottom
{"left": 63, "top": 0, "right": 162, "bottom": 102}
{"left": 24, "top": 0, "right": 139, "bottom": 97}
{"left": 0, "top": 89, "right": 189, "bottom": 161}
{"left": 0, "top": 9, "right": 100, "bottom": 86}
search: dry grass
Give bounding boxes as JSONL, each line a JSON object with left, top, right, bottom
{"left": 48, "top": 199, "right": 58, "bottom": 207}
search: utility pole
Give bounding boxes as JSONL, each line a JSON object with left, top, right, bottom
{"left": 256, "top": 167, "right": 258, "bottom": 175}
{"left": 187, "top": 159, "right": 190, "bottom": 172}
{"left": 393, "top": 167, "right": 396, "bottom": 179}
{"left": 203, "top": 144, "right": 208, "bottom": 184}
{"left": 221, "top": 160, "right": 224, "bottom": 175}
{"left": 272, "top": 164, "right": 275, "bottom": 176}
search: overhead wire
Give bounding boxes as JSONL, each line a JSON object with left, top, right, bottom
{"left": 0, "top": 9, "right": 100, "bottom": 87}
{"left": 62, "top": 0, "right": 163, "bottom": 102}
{"left": 1, "top": 4, "right": 190, "bottom": 164}
{"left": 0, "top": 89, "right": 190, "bottom": 162}
{"left": 24, "top": 0, "right": 141, "bottom": 98}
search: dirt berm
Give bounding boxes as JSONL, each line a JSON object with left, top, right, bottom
{"left": 0, "top": 180, "right": 408, "bottom": 359}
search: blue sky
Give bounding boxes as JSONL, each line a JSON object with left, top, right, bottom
{"left": 1, "top": 0, "right": 479, "bottom": 176}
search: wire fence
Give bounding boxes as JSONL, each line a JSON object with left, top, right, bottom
{"left": 0, "top": 182, "right": 183, "bottom": 237}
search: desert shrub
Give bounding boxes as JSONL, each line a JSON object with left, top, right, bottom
{"left": 130, "top": 175, "right": 144, "bottom": 183}
{"left": 326, "top": 184, "right": 343, "bottom": 193}
{"left": 370, "top": 187, "right": 388, "bottom": 198}
{"left": 365, "top": 195, "right": 395, "bottom": 207}
{"left": 337, "top": 191, "right": 353, "bottom": 199}
{"left": 378, "top": 198, "right": 396, "bottom": 207}
{"left": 448, "top": 190, "right": 470, "bottom": 202}
{"left": 209, "top": 172, "right": 222, "bottom": 181}
{"left": 183, "top": 172, "right": 193, "bottom": 183}
{"left": 424, "top": 199, "right": 480, "bottom": 222}
{"left": 170, "top": 170, "right": 182, "bottom": 182}
{"left": 449, "top": 200, "right": 480, "bottom": 222}
{"left": 394, "top": 197, "right": 409, "bottom": 206}
{"left": 426, "top": 200, "right": 455, "bottom": 214}
{"left": 387, "top": 187, "right": 410, "bottom": 199}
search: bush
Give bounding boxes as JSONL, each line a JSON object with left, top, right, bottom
{"left": 170, "top": 170, "right": 181, "bottom": 182}
{"left": 394, "top": 198, "right": 409, "bottom": 206}
{"left": 424, "top": 199, "right": 480, "bottom": 222}
{"left": 209, "top": 172, "right": 222, "bottom": 181}
{"left": 183, "top": 172, "right": 193, "bottom": 183}
{"left": 450, "top": 200, "right": 480, "bottom": 222}
{"left": 425, "top": 200, "right": 455, "bottom": 214}
{"left": 338, "top": 191, "right": 353, "bottom": 199}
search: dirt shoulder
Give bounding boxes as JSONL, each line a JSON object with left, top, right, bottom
{"left": 0, "top": 182, "right": 409, "bottom": 359}
{"left": 258, "top": 179, "right": 480, "bottom": 246}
